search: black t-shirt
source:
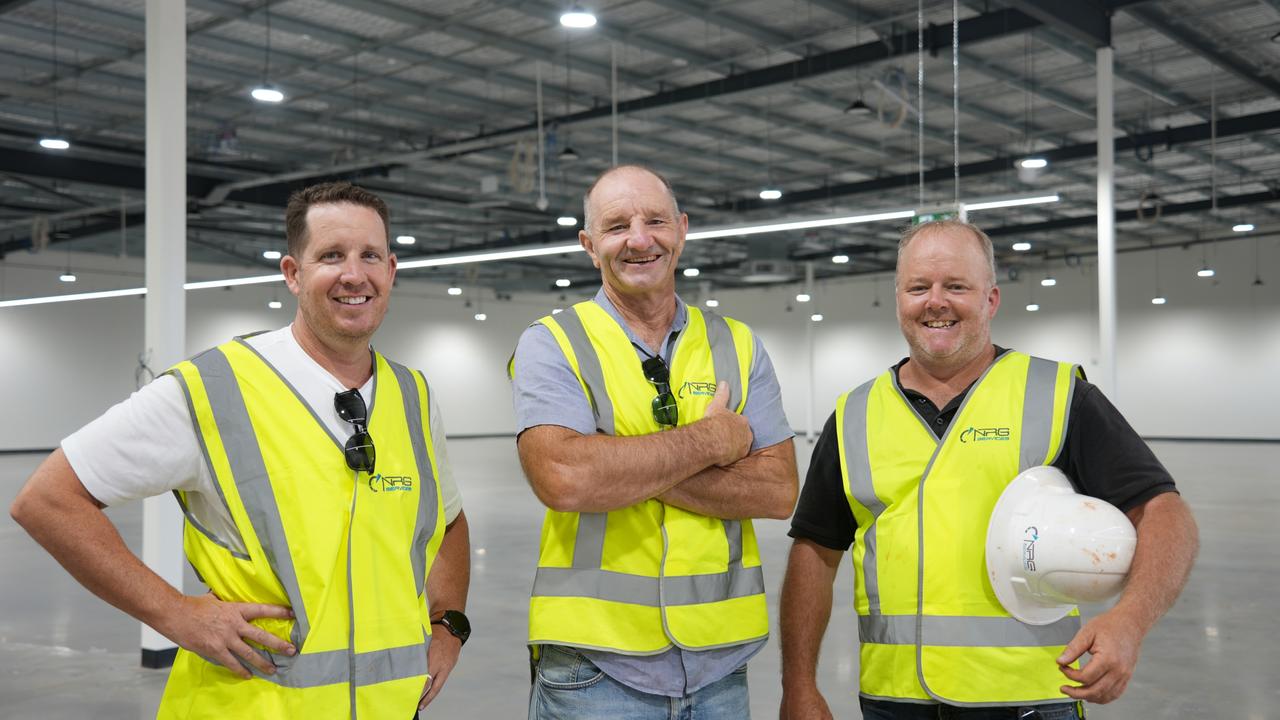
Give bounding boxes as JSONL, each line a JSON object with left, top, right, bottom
{"left": 789, "top": 347, "right": 1178, "bottom": 552}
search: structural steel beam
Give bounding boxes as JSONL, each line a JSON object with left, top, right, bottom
{"left": 1009, "top": 0, "right": 1110, "bottom": 48}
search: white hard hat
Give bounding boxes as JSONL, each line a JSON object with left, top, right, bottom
{"left": 985, "top": 465, "right": 1137, "bottom": 625}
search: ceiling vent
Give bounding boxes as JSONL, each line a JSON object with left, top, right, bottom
{"left": 740, "top": 259, "right": 796, "bottom": 283}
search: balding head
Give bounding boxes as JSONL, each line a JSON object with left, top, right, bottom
{"left": 582, "top": 164, "right": 681, "bottom": 235}
{"left": 896, "top": 219, "right": 997, "bottom": 291}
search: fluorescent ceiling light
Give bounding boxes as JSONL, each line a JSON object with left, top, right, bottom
{"left": 1233, "top": 223, "right": 1255, "bottom": 232}
{"left": 687, "top": 209, "right": 915, "bottom": 241}
{"left": 683, "top": 268, "right": 700, "bottom": 277}
{"left": 395, "top": 235, "right": 416, "bottom": 246}
{"left": 962, "top": 194, "right": 1060, "bottom": 212}
{"left": 0, "top": 286, "right": 146, "bottom": 308}
{"left": 1017, "top": 157, "right": 1048, "bottom": 170}
{"left": 560, "top": 9, "right": 597, "bottom": 27}
{"left": 1012, "top": 242, "right": 1032, "bottom": 252}
{"left": 39, "top": 137, "right": 71, "bottom": 150}
{"left": 263, "top": 250, "right": 282, "bottom": 260}
{"left": 59, "top": 272, "right": 77, "bottom": 283}
{"left": 1026, "top": 303, "right": 1040, "bottom": 312}
{"left": 398, "top": 243, "right": 582, "bottom": 269}
{"left": 251, "top": 85, "right": 285, "bottom": 103}
{"left": 556, "top": 216, "right": 578, "bottom": 227}
{"left": 831, "top": 254, "right": 849, "bottom": 264}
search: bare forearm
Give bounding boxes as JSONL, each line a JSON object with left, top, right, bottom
{"left": 658, "top": 440, "right": 798, "bottom": 520}
{"left": 1113, "top": 492, "right": 1198, "bottom": 632}
{"left": 780, "top": 539, "right": 842, "bottom": 691}
{"left": 518, "top": 421, "right": 739, "bottom": 513}
{"left": 426, "top": 512, "right": 470, "bottom": 614}
{"left": 10, "top": 450, "right": 183, "bottom": 633}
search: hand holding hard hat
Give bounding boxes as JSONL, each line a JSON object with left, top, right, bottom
{"left": 986, "top": 466, "right": 1138, "bottom": 625}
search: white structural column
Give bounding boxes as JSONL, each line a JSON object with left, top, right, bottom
{"left": 1096, "top": 46, "right": 1117, "bottom": 398}
{"left": 804, "top": 261, "right": 816, "bottom": 442}
{"left": 141, "top": 0, "right": 186, "bottom": 668}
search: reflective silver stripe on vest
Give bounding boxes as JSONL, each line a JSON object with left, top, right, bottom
{"left": 573, "top": 513, "right": 608, "bottom": 568}
{"left": 858, "top": 613, "right": 1081, "bottom": 648}
{"left": 241, "top": 641, "right": 429, "bottom": 688}
{"left": 701, "top": 309, "right": 743, "bottom": 411}
{"left": 553, "top": 307, "right": 616, "bottom": 435}
{"left": 386, "top": 361, "right": 440, "bottom": 594}
{"left": 1019, "top": 357, "right": 1059, "bottom": 471}
{"left": 842, "top": 379, "right": 887, "bottom": 613}
{"left": 532, "top": 564, "right": 764, "bottom": 607}
{"left": 191, "top": 348, "right": 312, "bottom": 651}
{"left": 167, "top": 368, "right": 250, "bottom": 560}
{"left": 722, "top": 519, "right": 743, "bottom": 566}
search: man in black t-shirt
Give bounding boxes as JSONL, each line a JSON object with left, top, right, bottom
{"left": 778, "top": 220, "right": 1198, "bottom": 720}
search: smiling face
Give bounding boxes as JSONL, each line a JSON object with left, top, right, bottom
{"left": 281, "top": 202, "right": 397, "bottom": 353}
{"left": 579, "top": 167, "right": 687, "bottom": 301}
{"left": 895, "top": 225, "right": 1000, "bottom": 374}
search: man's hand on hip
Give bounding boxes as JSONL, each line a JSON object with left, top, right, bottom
{"left": 419, "top": 631, "right": 462, "bottom": 710}
{"left": 702, "top": 381, "right": 753, "bottom": 466}
{"left": 1057, "top": 607, "right": 1145, "bottom": 703}
{"left": 162, "top": 593, "right": 296, "bottom": 680}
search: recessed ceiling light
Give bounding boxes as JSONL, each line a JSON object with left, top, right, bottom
{"left": 59, "top": 272, "right": 77, "bottom": 283}
{"left": 263, "top": 250, "right": 282, "bottom": 260}
{"left": 795, "top": 293, "right": 811, "bottom": 302}
{"left": 555, "top": 278, "right": 571, "bottom": 288}
{"left": 560, "top": 7, "right": 597, "bottom": 28}
{"left": 1012, "top": 242, "right": 1032, "bottom": 251}
{"left": 556, "top": 216, "right": 578, "bottom": 227}
{"left": 447, "top": 286, "right": 463, "bottom": 296}
{"left": 831, "top": 254, "right": 849, "bottom": 264}
{"left": 395, "top": 235, "right": 416, "bottom": 245}
{"left": 250, "top": 85, "right": 285, "bottom": 103}
{"left": 683, "top": 268, "right": 700, "bottom": 277}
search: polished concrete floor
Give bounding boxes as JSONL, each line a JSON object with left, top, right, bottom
{"left": 2, "top": 439, "right": 1276, "bottom": 719}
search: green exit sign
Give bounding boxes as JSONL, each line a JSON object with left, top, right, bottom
{"left": 913, "top": 205, "right": 960, "bottom": 224}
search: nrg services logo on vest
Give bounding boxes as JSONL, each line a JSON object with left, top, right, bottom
{"left": 368, "top": 474, "right": 414, "bottom": 493}
{"left": 677, "top": 380, "right": 717, "bottom": 399}
{"left": 958, "top": 426, "right": 1012, "bottom": 443}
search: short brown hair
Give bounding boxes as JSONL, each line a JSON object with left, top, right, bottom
{"left": 896, "top": 219, "right": 997, "bottom": 288}
{"left": 582, "top": 164, "right": 681, "bottom": 233}
{"left": 284, "top": 181, "right": 390, "bottom": 258}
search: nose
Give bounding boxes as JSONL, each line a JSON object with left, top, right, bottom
{"left": 924, "top": 284, "right": 948, "bottom": 309}
{"left": 338, "top": 255, "right": 367, "bottom": 284}
{"left": 625, "top": 219, "right": 654, "bottom": 249}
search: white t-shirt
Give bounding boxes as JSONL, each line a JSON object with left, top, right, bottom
{"left": 62, "top": 326, "right": 462, "bottom": 555}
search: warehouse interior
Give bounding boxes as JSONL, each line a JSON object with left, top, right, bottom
{"left": 1, "top": 0, "right": 1278, "bottom": 717}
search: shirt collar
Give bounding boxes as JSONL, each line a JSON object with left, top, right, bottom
{"left": 591, "top": 287, "right": 689, "bottom": 356}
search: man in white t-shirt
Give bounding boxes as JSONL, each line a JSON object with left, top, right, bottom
{"left": 10, "top": 182, "right": 471, "bottom": 718}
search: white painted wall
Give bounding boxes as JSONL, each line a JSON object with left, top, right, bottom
{"left": 2, "top": 235, "right": 1277, "bottom": 451}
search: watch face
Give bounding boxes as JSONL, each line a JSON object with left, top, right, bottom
{"left": 442, "top": 610, "right": 470, "bottom": 643}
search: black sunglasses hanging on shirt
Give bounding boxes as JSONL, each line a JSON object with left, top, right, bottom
{"left": 334, "top": 388, "right": 376, "bottom": 473}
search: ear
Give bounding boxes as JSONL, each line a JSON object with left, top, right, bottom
{"left": 281, "top": 254, "right": 302, "bottom": 297}
{"left": 579, "top": 229, "right": 601, "bottom": 269}
{"left": 388, "top": 252, "right": 398, "bottom": 286}
{"left": 987, "top": 284, "right": 1001, "bottom": 318}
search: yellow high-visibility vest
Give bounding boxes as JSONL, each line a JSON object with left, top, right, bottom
{"left": 515, "top": 300, "right": 768, "bottom": 654}
{"left": 158, "top": 337, "right": 446, "bottom": 719}
{"left": 838, "top": 351, "right": 1082, "bottom": 705}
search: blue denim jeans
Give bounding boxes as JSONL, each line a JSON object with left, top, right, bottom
{"left": 859, "top": 697, "right": 1084, "bottom": 720}
{"left": 529, "top": 645, "right": 751, "bottom": 720}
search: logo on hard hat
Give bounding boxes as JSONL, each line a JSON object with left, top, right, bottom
{"left": 960, "top": 426, "right": 1011, "bottom": 443}
{"left": 1021, "top": 526, "right": 1038, "bottom": 572}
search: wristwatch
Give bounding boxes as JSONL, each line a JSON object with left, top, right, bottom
{"left": 431, "top": 610, "right": 471, "bottom": 647}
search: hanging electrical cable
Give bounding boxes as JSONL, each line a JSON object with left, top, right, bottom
{"left": 952, "top": 0, "right": 960, "bottom": 208}
{"left": 536, "top": 62, "right": 548, "bottom": 211}
{"left": 917, "top": 0, "right": 925, "bottom": 208}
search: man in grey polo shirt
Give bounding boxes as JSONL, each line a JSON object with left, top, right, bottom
{"left": 510, "top": 164, "right": 797, "bottom": 718}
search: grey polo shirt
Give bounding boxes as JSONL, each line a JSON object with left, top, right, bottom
{"left": 511, "top": 288, "right": 793, "bottom": 697}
